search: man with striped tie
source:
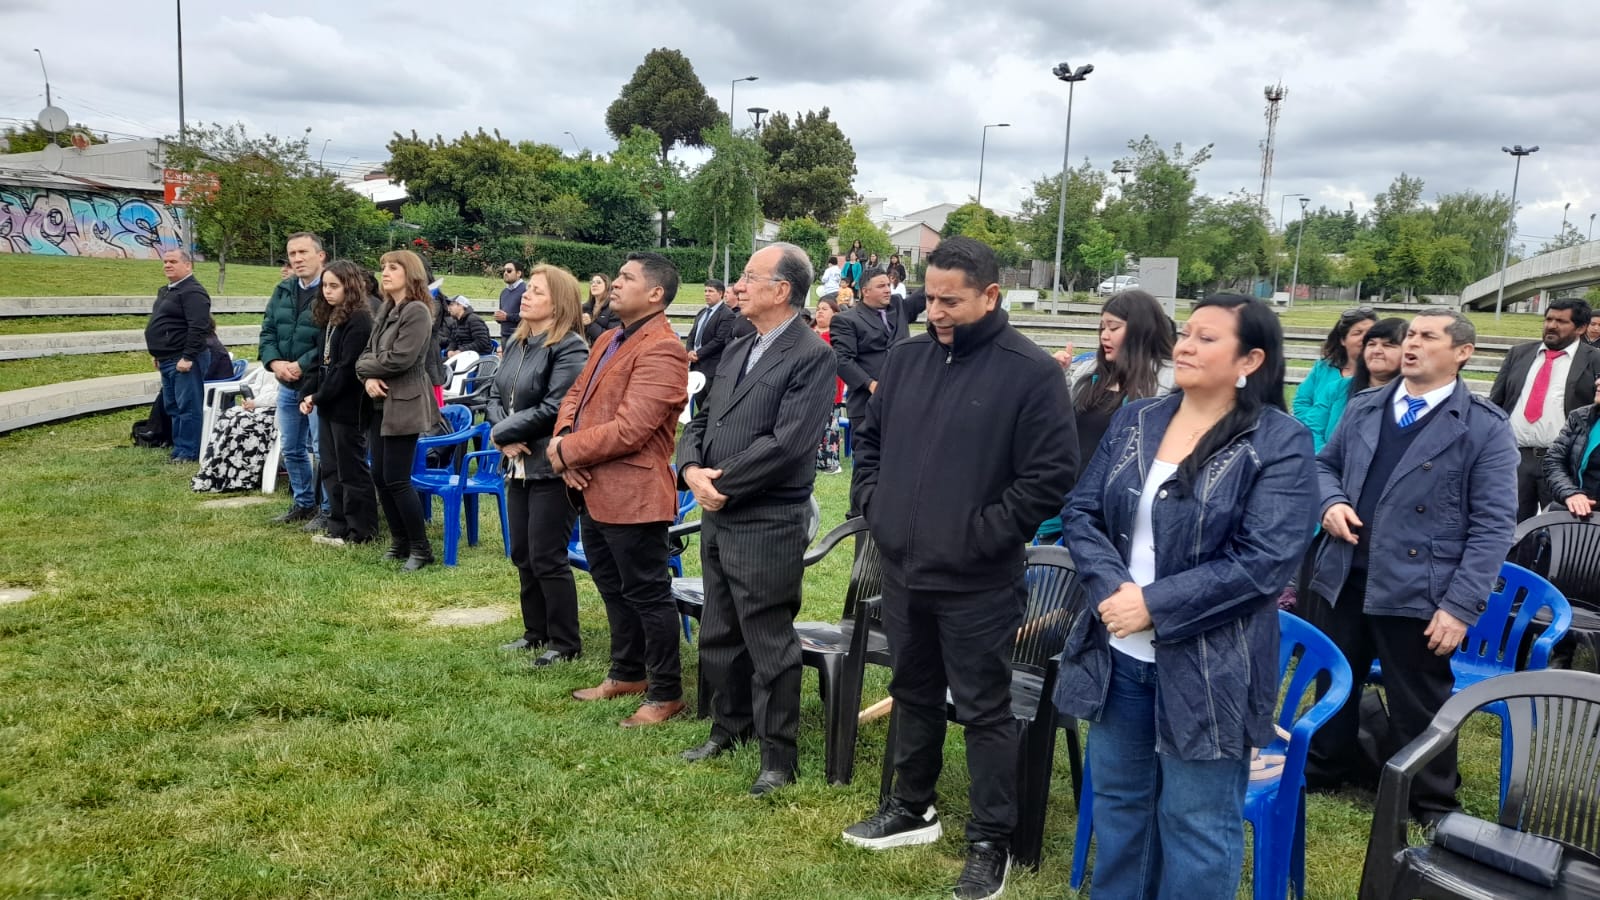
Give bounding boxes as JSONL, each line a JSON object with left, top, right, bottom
{"left": 1303, "top": 308, "right": 1517, "bottom": 827}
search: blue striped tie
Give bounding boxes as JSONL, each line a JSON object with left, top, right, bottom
{"left": 1399, "top": 395, "right": 1428, "bottom": 427}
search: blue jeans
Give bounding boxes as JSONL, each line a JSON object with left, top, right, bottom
{"left": 157, "top": 351, "right": 208, "bottom": 461}
{"left": 274, "top": 383, "right": 316, "bottom": 509}
{"left": 1087, "top": 650, "right": 1249, "bottom": 900}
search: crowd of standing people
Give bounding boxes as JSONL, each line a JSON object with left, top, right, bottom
{"left": 139, "top": 226, "right": 1553, "bottom": 900}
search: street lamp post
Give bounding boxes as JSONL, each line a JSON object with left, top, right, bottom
{"left": 748, "top": 107, "right": 768, "bottom": 250}
{"left": 1049, "top": 62, "right": 1093, "bottom": 314}
{"left": 1495, "top": 144, "right": 1540, "bottom": 319}
{"left": 563, "top": 130, "right": 580, "bottom": 153}
{"left": 1590, "top": 212, "right": 1596, "bottom": 242}
{"left": 1271, "top": 192, "right": 1305, "bottom": 296}
{"left": 729, "top": 76, "right": 757, "bottom": 130}
{"left": 1288, "top": 196, "right": 1311, "bottom": 308}
{"left": 976, "top": 123, "right": 1010, "bottom": 206}
{"left": 319, "top": 139, "right": 332, "bottom": 169}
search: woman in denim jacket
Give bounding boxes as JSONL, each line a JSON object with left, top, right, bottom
{"left": 1056, "top": 294, "right": 1317, "bottom": 899}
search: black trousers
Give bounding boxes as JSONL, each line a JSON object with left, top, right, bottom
{"left": 1305, "top": 576, "right": 1460, "bottom": 820}
{"left": 318, "top": 416, "right": 377, "bottom": 542}
{"left": 1516, "top": 447, "right": 1554, "bottom": 522}
{"left": 581, "top": 514, "right": 682, "bottom": 702}
{"left": 369, "top": 421, "right": 426, "bottom": 548}
{"left": 508, "top": 477, "right": 581, "bottom": 655}
{"left": 699, "top": 501, "right": 811, "bottom": 770}
{"left": 881, "top": 569, "right": 1026, "bottom": 845}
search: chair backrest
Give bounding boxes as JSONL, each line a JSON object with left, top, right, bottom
{"left": 440, "top": 403, "right": 473, "bottom": 434}
{"left": 459, "top": 356, "right": 498, "bottom": 399}
{"left": 1511, "top": 511, "right": 1600, "bottom": 614}
{"left": 1014, "top": 544, "right": 1084, "bottom": 675}
{"left": 1445, "top": 670, "right": 1600, "bottom": 854}
{"left": 681, "top": 371, "right": 708, "bottom": 424}
{"left": 1457, "top": 563, "right": 1574, "bottom": 682}
{"left": 1276, "top": 609, "right": 1355, "bottom": 745}
{"left": 830, "top": 521, "right": 882, "bottom": 626}
{"left": 230, "top": 358, "right": 247, "bottom": 379}
{"left": 444, "top": 351, "right": 481, "bottom": 395}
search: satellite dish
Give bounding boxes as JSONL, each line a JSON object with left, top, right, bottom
{"left": 39, "top": 143, "right": 64, "bottom": 172}
{"left": 36, "top": 105, "right": 69, "bottom": 133}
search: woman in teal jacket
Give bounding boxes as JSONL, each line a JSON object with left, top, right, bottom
{"left": 1293, "top": 307, "right": 1376, "bottom": 450}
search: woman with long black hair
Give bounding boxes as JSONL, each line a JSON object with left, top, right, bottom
{"left": 356, "top": 250, "right": 442, "bottom": 572}
{"left": 1294, "top": 306, "right": 1377, "bottom": 450}
{"left": 1064, "top": 289, "right": 1177, "bottom": 467}
{"left": 299, "top": 259, "right": 377, "bottom": 546}
{"left": 1056, "top": 294, "right": 1317, "bottom": 899}
{"left": 1348, "top": 316, "right": 1407, "bottom": 396}
{"left": 487, "top": 264, "right": 590, "bottom": 664}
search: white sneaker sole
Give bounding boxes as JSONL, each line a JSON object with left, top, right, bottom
{"left": 841, "top": 817, "right": 942, "bottom": 850}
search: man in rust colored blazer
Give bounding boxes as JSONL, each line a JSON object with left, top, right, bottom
{"left": 549, "top": 252, "right": 691, "bottom": 728}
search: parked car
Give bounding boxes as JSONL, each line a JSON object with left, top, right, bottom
{"left": 1097, "top": 275, "right": 1138, "bottom": 295}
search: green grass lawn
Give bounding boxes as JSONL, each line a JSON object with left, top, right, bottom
{"left": 0, "top": 256, "right": 508, "bottom": 300}
{"left": 0, "top": 409, "right": 1508, "bottom": 898}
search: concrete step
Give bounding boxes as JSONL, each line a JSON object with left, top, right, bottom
{"left": 0, "top": 326, "right": 260, "bottom": 360}
{"left": 0, "top": 371, "right": 160, "bottom": 433}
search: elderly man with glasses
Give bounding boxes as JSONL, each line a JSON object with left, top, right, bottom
{"left": 494, "top": 261, "right": 527, "bottom": 342}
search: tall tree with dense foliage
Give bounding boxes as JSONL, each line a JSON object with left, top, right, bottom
{"left": 775, "top": 217, "right": 831, "bottom": 271}
{"left": 675, "top": 123, "right": 765, "bottom": 279}
{"left": 942, "top": 203, "right": 1023, "bottom": 266}
{"left": 1018, "top": 161, "right": 1107, "bottom": 289}
{"left": 604, "top": 48, "right": 720, "bottom": 166}
{"left": 1114, "top": 136, "right": 1212, "bottom": 257}
{"left": 757, "top": 109, "right": 857, "bottom": 225}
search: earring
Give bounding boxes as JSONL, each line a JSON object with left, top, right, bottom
{"left": 1236, "top": 374, "right": 1248, "bottom": 389}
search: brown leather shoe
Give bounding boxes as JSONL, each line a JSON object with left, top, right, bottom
{"left": 619, "top": 699, "right": 687, "bottom": 728}
{"left": 571, "top": 678, "right": 648, "bottom": 702}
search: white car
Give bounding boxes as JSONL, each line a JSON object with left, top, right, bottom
{"left": 1097, "top": 275, "right": 1138, "bottom": 296}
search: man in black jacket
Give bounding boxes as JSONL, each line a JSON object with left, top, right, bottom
{"left": 840, "top": 237, "right": 1078, "bottom": 900}
{"left": 676, "top": 244, "right": 835, "bottom": 797}
{"left": 145, "top": 248, "right": 213, "bottom": 463}
{"left": 685, "top": 279, "right": 734, "bottom": 407}
{"left": 494, "top": 261, "right": 526, "bottom": 341}
{"left": 444, "top": 296, "right": 495, "bottom": 357}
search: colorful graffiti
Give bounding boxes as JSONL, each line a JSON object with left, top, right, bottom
{"left": 0, "top": 187, "right": 181, "bottom": 258}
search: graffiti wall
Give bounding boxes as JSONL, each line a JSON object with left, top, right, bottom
{"left": 0, "top": 186, "right": 180, "bottom": 258}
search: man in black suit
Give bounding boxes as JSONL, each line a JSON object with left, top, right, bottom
{"left": 1488, "top": 297, "right": 1600, "bottom": 520}
{"left": 676, "top": 242, "right": 836, "bottom": 797}
{"left": 685, "top": 279, "right": 733, "bottom": 407}
{"left": 832, "top": 266, "right": 896, "bottom": 426}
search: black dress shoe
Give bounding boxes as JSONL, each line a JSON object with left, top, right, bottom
{"left": 273, "top": 505, "right": 316, "bottom": 525}
{"left": 682, "top": 738, "right": 734, "bottom": 762}
{"left": 531, "top": 649, "right": 581, "bottom": 667}
{"left": 382, "top": 543, "right": 409, "bottom": 561}
{"left": 749, "top": 768, "right": 797, "bottom": 797}
{"left": 501, "top": 637, "right": 544, "bottom": 652}
{"left": 401, "top": 542, "right": 435, "bottom": 573}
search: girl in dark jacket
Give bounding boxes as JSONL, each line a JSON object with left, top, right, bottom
{"left": 1543, "top": 376, "right": 1600, "bottom": 516}
{"left": 299, "top": 259, "right": 377, "bottom": 545}
{"left": 357, "top": 250, "right": 443, "bottom": 572}
{"left": 1057, "top": 294, "right": 1316, "bottom": 899}
{"left": 487, "top": 264, "right": 590, "bottom": 664}
{"left": 582, "top": 273, "right": 618, "bottom": 343}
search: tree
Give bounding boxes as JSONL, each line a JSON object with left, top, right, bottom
{"left": 165, "top": 122, "right": 320, "bottom": 292}
{"left": 757, "top": 109, "right": 857, "bottom": 225}
{"left": 835, "top": 204, "right": 894, "bottom": 261}
{"left": 1540, "top": 222, "right": 1587, "bottom": 253}
{"left": 604, "top": 48, "right": 719, "bottom": 166}
{"left": 775, "top": 217, "right": 830, "bottom": 271}
{"left": 674, "top": 123, "right": 765, "bottom": 279}
{"left": 1424, "top": 233, "right": 1475, "bottom": 292}
{"left": 942, "top": 202, "right": 1022, "bottom": 266}
{"left": 1114, "top": 136, "right": 1212, "bottom": 256}
{"left": 544, "top": 152, "right": 655, "bottom": 248}
{"left": 385, "top": 129, "right": 554, "bottom": 237}
{"left": 1018, "top": 161, "right": 1107, "bottom": 289}
{"left": 1076, "top": 221, "right": 1123, "bottom": 282}
{"left": 1431, "top": 190, "right": 1513, "bottom": 280}
{"left": 1182, "top": 194, "right": 1271, "bottom": 292}
{"left": 1, "top": 122, "right": 107, "bottom": 154}
{"left": 611, "top": 127, "right": 688, "bottom": 247}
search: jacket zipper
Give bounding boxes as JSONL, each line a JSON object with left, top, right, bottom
{"left": 907, "top": 345, "right": 957, "bottom": 567}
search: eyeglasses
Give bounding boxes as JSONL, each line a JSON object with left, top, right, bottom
{"left": 1339, "top": 306, "right": 1376, "bottom": 322}
{"left": 502, "top": 268, "right": 516, "bottom": 273}
{"left": 737, "top": 271, "right": 786, "bottom": 285}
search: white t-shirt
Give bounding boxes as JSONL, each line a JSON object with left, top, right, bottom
{"left": 819, "top": 266, "right": 842, "bottom": 295}
{"left": 1112, "top": 458, "right": 1178, "bottom": 663}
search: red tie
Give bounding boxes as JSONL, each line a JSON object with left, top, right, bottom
{"left": 1524, "top": 348, "right": 1563, "bottom": 423}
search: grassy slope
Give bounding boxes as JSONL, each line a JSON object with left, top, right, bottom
{"left": 0, "top": 410, "right": 1506, "bottom": 899}
{"left": 0, "top": 256, "right": 506, "bottom": 300}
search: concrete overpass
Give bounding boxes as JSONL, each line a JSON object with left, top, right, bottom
{"left": 1461, "top": 240, "right": 1600, "bottom": 311}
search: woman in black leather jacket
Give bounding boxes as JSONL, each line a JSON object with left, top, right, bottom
{"left": 487, "top": 264, "right": 590, "bottom": 665}
{"left": 1543, "top": 376, "right": 1600, "bottom": 516}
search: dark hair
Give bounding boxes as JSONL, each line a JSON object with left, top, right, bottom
{"left": 1077, "top": 290, "right": 1175, "bottom": 414}
{"left": 846, "top": 250, "right": 859, "bottom": 262}
{"left": 771, "top": 242, "right": 814, "bottom": 309}
{"left": 817, "top": 297, "right": 840, "bottom": 313}
{"left": 285, "top": 231, "right": 325, "bottom": 254}
{"left": 705, "top": 278, "right": 726, "bottom": 294}
{"left": 926, "top": 235, "right": 999, "bottom": 291}
{"left": 1349, "top": 317, "right": 1407, "bottom": 395}
{"left": 858, "top": 265, "right": 887, "bottom": 288}
{"left": 1320, "top": 306, "right": 1378, "bottom": 369}
{"left": 1549, "top": 297, "right": 1593, "bottom": 328}
{"left": 504, "top": 260, "right": 526, "bottom": 276}
{"left": 314, "top": 259, "right": 375, "bottom": 328}
{"left": 1174, "top": 294, "right": 1287, "bottom": 495}
{"left": 624, "top": 252, "right": 680, "bottom": 305}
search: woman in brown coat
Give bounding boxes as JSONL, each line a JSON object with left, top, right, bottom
{"left": 356, "top": 250, "right": 443, "bottom": 571}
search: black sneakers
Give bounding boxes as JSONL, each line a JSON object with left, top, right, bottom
{"left": 952, "top": 841, "right": 1009, "bottom": 900}
{"left": 841, "top": 799, "right": 941, "bottom": 849}
{"left": 273, "top": 505, "right": 315, "bottom": 524}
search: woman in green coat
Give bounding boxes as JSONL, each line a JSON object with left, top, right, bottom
{"left": 1292, "top": 306, "right": 1376, "bottom": 450}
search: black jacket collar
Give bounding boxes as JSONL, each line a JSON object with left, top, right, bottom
{"left": 924, "top": 307, "right": 1009, "bottom": 359}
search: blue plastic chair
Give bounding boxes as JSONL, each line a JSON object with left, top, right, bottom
{"left": 460, "top": 449, "right": 510, "bottom": 560}
{"left": 1368, "top": 561, "right": 1573, "bottom": 801}
{"left": 411, "top": 408, "right": 485, "bottom": 566}
{"left": 1071, "top": 610, "right": 1354, "bottom": 900}
{"left": 567, "top": 486, "right": 697, "bottom": 583}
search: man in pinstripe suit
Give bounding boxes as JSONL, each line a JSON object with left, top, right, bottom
{"left": 676, "top": 242, "right": 838, "bottom": 796}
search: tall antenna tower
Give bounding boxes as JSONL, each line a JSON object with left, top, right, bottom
{"left": 1259, "top": 82, "right": 1287, "bottom": 219}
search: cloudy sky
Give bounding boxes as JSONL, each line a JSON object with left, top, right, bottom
{"left": 4, "top": 0, "right": 1597, "bottom": 245}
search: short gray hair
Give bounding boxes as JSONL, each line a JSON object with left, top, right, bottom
{"left": 163, "top": 247, "right": 193, "bottom": 264}
{"left": 285, "top": 231, "right": 325, "bottom": 253}
{"left": 770, "top": 242, "right": 813, "bottom": 310}
{"left": 1415, "top": 307, "right": 1475, "bottom": 346}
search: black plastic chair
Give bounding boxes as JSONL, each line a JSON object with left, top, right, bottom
{"left": 1358, "top": 668, "right": 1600, "bottom": 900}
{"left": 876, "top": 543, "right": 1085, "bottom": 870}
{"left": 1510, "top": 511, "right": 1600, "bottom": 673}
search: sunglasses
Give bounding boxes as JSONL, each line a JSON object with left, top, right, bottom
{"left": 1340, "top": 306, "right": 1376, "bottom": 323}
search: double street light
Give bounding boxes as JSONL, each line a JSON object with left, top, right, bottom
{"left": 1495, "top": 144, "right": 1540, "bottom": 319}
{"left": 976, "top": 123, "right": 1010, "bottom": 206}
{"left": 1050, "top": 61, "right": 1093, "bottom": 313}
{"left": 1288, "top": 196, "right": 1311, "bottom": 308}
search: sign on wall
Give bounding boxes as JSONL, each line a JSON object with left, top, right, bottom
{"left": 1139, "top": 257, "right": 1179, "bottom": 316}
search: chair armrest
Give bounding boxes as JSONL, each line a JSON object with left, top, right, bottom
{"left": 803, "top": 516, "right": 868, "bottom": 567}
{"left": 668, "top": 519, "right": 703, "bottom": 541}
{"left": 463, "top": 449, "right": 501, "bottom": 477}
{"left": 416, "top": 429, "right": 476, "bottom": 452}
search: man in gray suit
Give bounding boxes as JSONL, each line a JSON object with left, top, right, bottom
{"left": 676, "top": 242, "right": 837, "bottom": 797}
